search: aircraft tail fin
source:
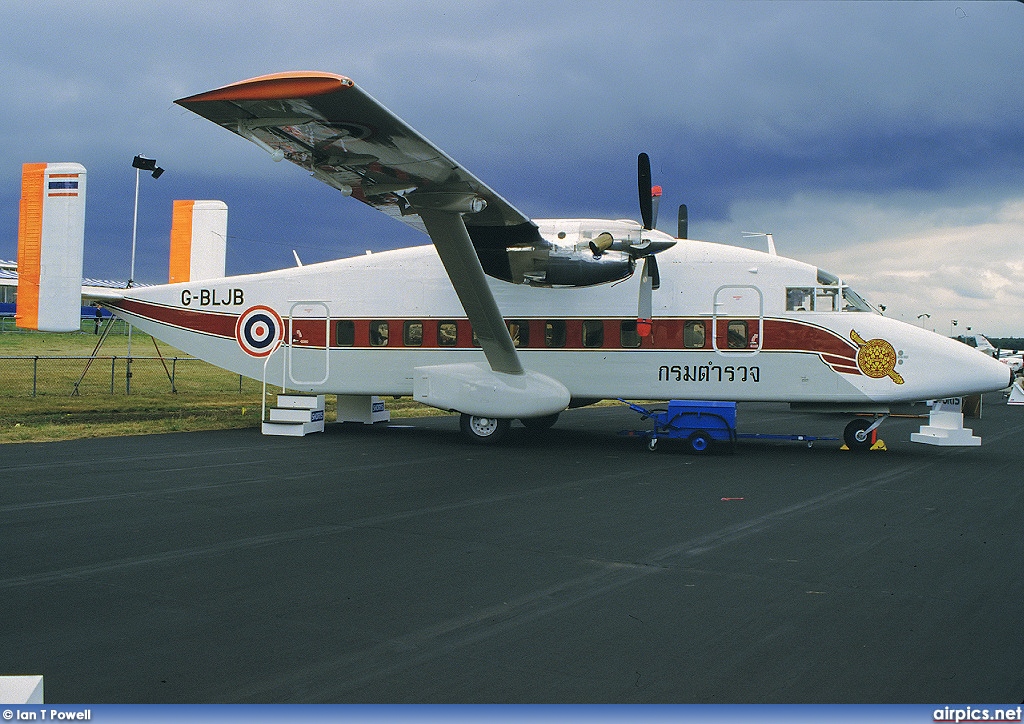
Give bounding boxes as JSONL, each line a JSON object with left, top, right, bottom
{"left": 16, "top": 162, "right": 87, "bottom": 332}
{"left": 1008, "top": 377, "right": 1024, "bottom": 406}
{"left": 169, "top": 200, "right": 228, "bottom": 283}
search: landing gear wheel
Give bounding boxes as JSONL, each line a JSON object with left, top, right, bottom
{"left": 460, "top": 414, "right": 510, "bottom": 444}
{"left": 844, "top": 418, "right": 873, "bottom": 451}
{"left": 688, "top": 430, "right": 712, "bottom": 454}
{"left": 520, "top": 413, "right": 559, "bottom": 432}
{"left": 647, "top": 437, "right": 659, "bottom": 452}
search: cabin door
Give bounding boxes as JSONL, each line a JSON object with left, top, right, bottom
{"left": 286, "top": 301, "right": 330, "bottom": 388}
{"left": 712, "top": 285, "right": 763, "bottom": 355}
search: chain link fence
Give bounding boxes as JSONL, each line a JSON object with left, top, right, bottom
{"left": 0, "top": 355, "right": 263, "bottom": 397}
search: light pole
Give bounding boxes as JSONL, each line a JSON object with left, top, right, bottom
{"left": 917, "top": 313, "right": 930, "bottom": 329}
{"left": 126, "top": 155, "right": 164, "bottom": 394}
{"left": 951, "top": 319, "right": 958, "bottom": 337}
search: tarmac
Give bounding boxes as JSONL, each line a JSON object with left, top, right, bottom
{"left": 2, "top": 393, "right": 1022, "bottom": 703}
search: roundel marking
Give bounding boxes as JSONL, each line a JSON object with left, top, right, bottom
{"left": 235, "top": 305, "right": 284, "bottom": 357}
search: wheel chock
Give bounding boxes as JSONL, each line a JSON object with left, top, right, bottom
{"left": 840, "top": 439, "right": 887, "bottom": 451}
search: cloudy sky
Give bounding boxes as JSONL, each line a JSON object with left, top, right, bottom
{"left": 2, "top": 1, "right": 1022, "bottom": 334}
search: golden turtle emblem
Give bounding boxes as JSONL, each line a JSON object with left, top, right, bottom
{"left": 850, "top": 330, "right": 904, "bottom": 384}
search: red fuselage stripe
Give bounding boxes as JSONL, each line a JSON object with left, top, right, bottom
{"left": 110, "top": 299, "right": 860, "bottom": 370}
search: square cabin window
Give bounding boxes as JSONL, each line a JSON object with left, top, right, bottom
{"left": 369, "top": 320, "right": 389, "bottom": 347}
{"left": 582, "top": 320, "right": 604, "bottom": 348}
{"left": 684, "top": 321, "right": 706, "bottom": 349}
{"left": 620, "top": 320, "right": 641, "bottom": 348}
{"left": 336, "top": 320, "right": 355, "bottom": 347}
{"left": 727, "top": 320, "right": 748, "bottom": 349}
{"left": 438, "top": 321, "right": 458, "bottom": 347}
{"left": 507, "top": 320, "right": 529, "bottom": 348}
{"left": 403, "top": 321, "right": 423, "bottom": 347}
{"left": 545, "top": 320, "right": 566, "bottom": 348}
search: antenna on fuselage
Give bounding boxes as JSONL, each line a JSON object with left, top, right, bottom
{"left": 292, "top": 250, "right": 303, "bottom": 267}
{"left": 743, "top": 231, "right": 776, "bottom": 255}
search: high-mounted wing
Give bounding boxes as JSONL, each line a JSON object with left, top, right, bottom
{"left": 175, "top": 71, "right": 532, "bottom": 375}
{"left": 175, "top": 72, "right": 543, "bottom": 276}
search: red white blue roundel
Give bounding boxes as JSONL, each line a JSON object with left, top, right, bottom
{"left": 235, "top": 305, "right": 284, "bottom": 357}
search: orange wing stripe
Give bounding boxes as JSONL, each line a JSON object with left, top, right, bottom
{"left": 177, "top": 71, "right": 352, "bottom": 103}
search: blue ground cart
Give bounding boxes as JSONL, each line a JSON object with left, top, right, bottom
{"left": 619, "top": 399, "right": 838, "bottom": 453}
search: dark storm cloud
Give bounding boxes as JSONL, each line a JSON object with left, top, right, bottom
{"left": 1, "top": 0, "right": 1021, "bottom": 290}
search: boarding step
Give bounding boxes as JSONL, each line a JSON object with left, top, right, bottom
{"left": 262, "top": 394, "right": 325, "bottom": 436}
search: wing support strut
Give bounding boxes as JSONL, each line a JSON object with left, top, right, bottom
{"left": 417, "top": 208, "right": 523, "bottom": 376}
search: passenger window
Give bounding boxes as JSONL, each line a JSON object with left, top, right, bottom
{"left": 545, "top": 320, "right": 566, "bottom": 348}
{"left": 727, "top": 320, "right": 748, "bottom": 349}
{"left": 336, "top": 320, "right": 355, "bottom": 347}
{"left": 507, "top": 320, "right": 529, "bottom": 348}
{"left": 369, "top": 320, "right": 389, "bottom": 347}
{"left": 438, "top": 321, "right": 458, "bottom": 347}
{"left": 403, "top": 321, "right": 423, "bottom": 346}
{"left": 683, "top": 321, "right": 706, "bottom": 349}
{"left": 786, "top": 287, "right": 814, "bottom": 311}
{"left": 620, "top": 320, "right": 641, "bottom": 348}
{"left": 582, "top": 320, "right": 604, "bottom": 348}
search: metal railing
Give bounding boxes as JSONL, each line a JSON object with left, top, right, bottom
{"left": 0, "top": 355, "right": 261, "bottom": 397}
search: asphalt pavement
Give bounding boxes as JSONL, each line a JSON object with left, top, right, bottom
{"left": 2, "top": 394, "right": 1022, "bottom": 702}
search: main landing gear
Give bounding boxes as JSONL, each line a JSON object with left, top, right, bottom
{"left": 459, "top": 414, "right": 510, "bottom": 443}
{"left": 458, "top": 412, "right": 561, "bottom": 444}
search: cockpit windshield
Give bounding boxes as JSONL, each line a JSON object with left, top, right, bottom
{"left": 785, "top": 269, "right": 876, "bottom": 313}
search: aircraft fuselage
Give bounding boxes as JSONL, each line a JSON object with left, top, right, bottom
{"left": 108, "top": 226, "right": 1012, "bottom": 411}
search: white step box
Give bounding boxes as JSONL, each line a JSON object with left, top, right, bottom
{"left": 337, "top": 394, "right": 390, "bottom": 424}
{"left": 262, "top": 394, "right": 325, "bottom": 436}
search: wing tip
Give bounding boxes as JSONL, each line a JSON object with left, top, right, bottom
{"left": 175, "top": 71, "right": 354, "bottom": 105}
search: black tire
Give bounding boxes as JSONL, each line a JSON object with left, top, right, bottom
{"left": 459, "top": 414, "right": 510, "bottom": 444}
{"left": 520, "top": 413, "right": 559, "bottom": 432}
{"left": 844, "top": 418, "right": 873, "bottom": 451}
{"left": 688, "top": 430, "right": 712, "bottom": 454}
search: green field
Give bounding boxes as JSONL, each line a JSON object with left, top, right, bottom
{"left": 0, "top": 322, "right": 444, "bottom": 444}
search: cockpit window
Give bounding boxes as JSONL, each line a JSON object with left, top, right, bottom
{"left": 841, "top": 286, "right": 874, "bottom": 313}
{"left": 787, "top": 269, "right": 876, "bottom": 313}
{"left": 786, "top": 287, "right": 814, "bottom": 311}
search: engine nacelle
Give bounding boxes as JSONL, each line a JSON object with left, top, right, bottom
{"left": 536, "top": 252, "right": 634, "bottom": 287}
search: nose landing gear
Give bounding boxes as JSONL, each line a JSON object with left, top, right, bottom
{"left": 843, "top": 415, "right": 888, "bottom": 451}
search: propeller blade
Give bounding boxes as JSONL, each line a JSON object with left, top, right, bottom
{"left": 648, "top": 253, "right": 660, "bottom": 290}
{"left": 677, "top": 204, "right": 688, "bottom": 239}
{"left": 638, "top": 153, "right": 653, "bottom": 230}
{"left": 637, "top": 257, "right": 653, "bottom": 335}
{"left": 651, "top": 185, "right": 662, "bottom": 230}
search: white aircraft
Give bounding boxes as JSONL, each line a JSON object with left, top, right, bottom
{"left": 955, "top": 334, "right": 1022, "bottom": 373}
{"left": 18, "top": 72, "right": 1013, "bottom": 446}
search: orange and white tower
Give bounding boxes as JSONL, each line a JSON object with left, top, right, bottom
{"left": 16, "top": 162, "right": 87, "bottom": 332}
